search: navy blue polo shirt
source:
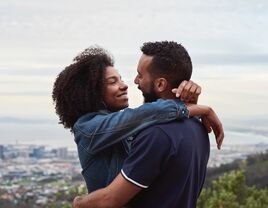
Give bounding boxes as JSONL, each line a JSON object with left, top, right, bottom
{"left": 121, "top": 118, "right": 210, "bottom": 208}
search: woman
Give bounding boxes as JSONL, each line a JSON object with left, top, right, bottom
{"left": 52, "top": 46, "right": 223, "bottom": 192}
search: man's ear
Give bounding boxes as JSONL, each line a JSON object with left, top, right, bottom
{"left": 154, "top": 78, "right": 168, "bottom": 92}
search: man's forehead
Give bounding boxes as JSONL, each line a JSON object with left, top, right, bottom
{"left": 141, "top": 54, "right": 153, "bottom": 62}
{"left": 138, "top": 54, "right": 153, "bottom": 72}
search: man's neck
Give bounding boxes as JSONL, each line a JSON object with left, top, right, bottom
{"left": 158, "top": 91, "right": 176, "bottom": 100}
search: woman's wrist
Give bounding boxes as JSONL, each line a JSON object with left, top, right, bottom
{"left": 187, "top": 104, "right": 212, "bottom": 117}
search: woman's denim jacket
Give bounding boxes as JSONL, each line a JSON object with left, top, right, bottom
{"left": 73, "top": 99, "right": 188, "bottom": 193}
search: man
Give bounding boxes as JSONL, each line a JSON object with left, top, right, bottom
{"left": 73, "top": 41, "right": 224, "bottom": 208}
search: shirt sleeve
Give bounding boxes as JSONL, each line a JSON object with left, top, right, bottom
{"left": 75, "top": 99, "right": 187, "bottom": 154}
{"left": 121, "top": 126, "right": 172, "bottom": 188}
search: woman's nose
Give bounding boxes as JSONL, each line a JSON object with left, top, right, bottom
{"left": 120, "top": 81, "right": 128, "bottom": 90}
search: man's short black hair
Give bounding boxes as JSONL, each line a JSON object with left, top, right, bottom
{"left": 141, "top": 41, "right": 192, "bottom": 88}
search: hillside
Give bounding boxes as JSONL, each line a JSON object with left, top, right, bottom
{"left": 204, "top": 150, "right": 268, "bottom": 188}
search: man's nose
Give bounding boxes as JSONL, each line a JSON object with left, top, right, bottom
{"left": 134, "top": 75, "right": 139, "bottom": 84}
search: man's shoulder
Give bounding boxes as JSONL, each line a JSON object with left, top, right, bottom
{"left": 136, "top": 123, "right": 170, "bottom": 138}
{"left": 132, "top": 123, "right": 173, "bottom": 149}
{"left": 133, "top": 121, "right": 179, "bottom": 146}
{"left": 140, "top": 117, "right": 202, "bottom": 133}
{"left": 135, "top": 117, "right": 207, "bottom": 147}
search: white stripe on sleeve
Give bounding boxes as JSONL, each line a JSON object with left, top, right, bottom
{"left": 121, "top": 169, "right": 149, "bottom": 189}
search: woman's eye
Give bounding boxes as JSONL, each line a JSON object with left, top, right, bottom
{"left": 108, "top": 80, "right": 117, "bottom": 85}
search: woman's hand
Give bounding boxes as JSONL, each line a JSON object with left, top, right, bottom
{"left": 187, "top": 104, "right": 224, "bottom": 150}
{"left": 172, "top": 80, "right": 201, "bottom": 104}
{"left": 201, "top": 107, "right": 224, "bottom": 150}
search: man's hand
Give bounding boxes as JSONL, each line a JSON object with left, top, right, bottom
{"left": 72, "top": 174, "right": 141, "bottom": 208}
{"left": 172, "top": 80, "right": 201, "bottom": 104}
{"left": 73, "top": 196, "right": 84, "bottom": 208}
{"left": 73, "top": 195, "right": 95, "bottom": 208}
{"left": 201, "top": 107, "right": 224, "bottom": 150}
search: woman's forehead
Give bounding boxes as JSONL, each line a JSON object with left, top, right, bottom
{"left": 105, "top": 66, "right": 121, "bottom": 78}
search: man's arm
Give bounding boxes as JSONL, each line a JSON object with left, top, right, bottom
{"left": 73, "top": 174, "right": 141, "bottom": 208}
{"left": 73, "top": 126, "right": 177, "bottom": 208}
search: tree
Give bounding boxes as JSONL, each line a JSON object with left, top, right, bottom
{"left": 198, "top": 171, "right": 268, "bottom": 208}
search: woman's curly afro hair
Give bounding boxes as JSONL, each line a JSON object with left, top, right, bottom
{"left": 52, "top": 46, "right": 114, "bottom": 131}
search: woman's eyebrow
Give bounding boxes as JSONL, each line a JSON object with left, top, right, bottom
{"left": 105, "top": 76, "right": 116, "bottom": 79}
{"left": 105, "top": 76, "right": 117, "bottom": 81}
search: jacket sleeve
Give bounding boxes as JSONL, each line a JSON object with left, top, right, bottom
{"left": 74, "top": 99, "right": 188, "bottom": 154}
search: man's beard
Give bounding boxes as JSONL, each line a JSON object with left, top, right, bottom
{"left": 142, "top": 84, "right": 159, "bottom": 103}
{"left": 143, "top": 92, "right": 159, "bottom": 103}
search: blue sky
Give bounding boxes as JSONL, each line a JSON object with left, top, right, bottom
{"left": 0, "top": 0, "right": 268, "bottom": 147}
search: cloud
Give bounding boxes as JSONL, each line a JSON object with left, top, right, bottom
{"left": 0, "top": 116, "right": 54, "bottom": 124}
{"left": 192, "top": 53, "right": 268, "bottom": 65}
{"left": 0, "top": 92, "right": 49, "bottom": 96}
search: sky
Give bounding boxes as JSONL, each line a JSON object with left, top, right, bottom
{"left": 0, "top": 0, "right": 268, "bottom": 148}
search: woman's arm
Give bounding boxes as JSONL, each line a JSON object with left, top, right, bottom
{"left": 187, "top": 104, "right": 224, "bottom": 149}
{"left": 74, "top": 80, "right": 204, "bottom": 154}
{"left": 74, "top": 99, "right": 188, "bottom": 154}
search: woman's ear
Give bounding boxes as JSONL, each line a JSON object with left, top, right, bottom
{"left": 154, "top": 78, "right": 168, "bottom": 92}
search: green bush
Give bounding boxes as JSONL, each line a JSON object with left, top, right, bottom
{"left": 198, "top": 171, "right": 268, "bottom": 208}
